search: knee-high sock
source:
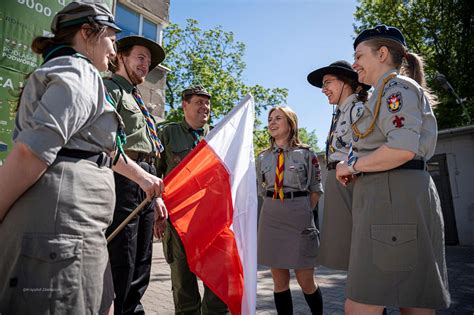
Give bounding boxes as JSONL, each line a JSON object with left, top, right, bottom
{"left": 303, "top": 287, "right": 323, "bottom": 315}
{"left": 273, "top": 289, "right": 293, "bottom": 315}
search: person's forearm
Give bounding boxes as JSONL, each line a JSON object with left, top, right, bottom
{"left": 112, "top": 153, "right": 145, "bottom": 184}
{"left": 310, "top": 192, "right": 320, "bottom": 210}
{"left": 0, "top": 142, "right": 48, "bottom": 221}
{"left": 354, "top": 145, "right": 415, "bottom": 173}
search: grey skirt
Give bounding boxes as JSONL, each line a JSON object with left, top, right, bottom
{"left": 0, "top": 156, "right": 116, "bottom": 314}
{"left": 258, "top": 194, "right": 319, "bottom": 269}
{"left": 346, "top": 169, "right": 451, "bottom": 309}
{"left": 318, "top": 169, "right": 354, "bottom": 271}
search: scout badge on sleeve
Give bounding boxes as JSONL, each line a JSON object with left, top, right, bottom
{"left": 386, "top": 92, "right": 402, "bottom": 113}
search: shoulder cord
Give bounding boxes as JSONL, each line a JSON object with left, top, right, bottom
{"left": 351, "top": 73, "right": 397, "bottom": 139}
{"left": 105, "top": 92, "right": 128, "bottom": 165}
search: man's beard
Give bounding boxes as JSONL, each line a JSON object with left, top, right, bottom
{"left": 124, "top": 61, "right": 145, "bottom": 85}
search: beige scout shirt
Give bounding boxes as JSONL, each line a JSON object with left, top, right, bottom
{"left": 14, "top": 55, "right": 118, "bottom": 165}
{"left": 351, "top": 70, "right": 437, "bottom": 160}
{"left": 328, "top": 94, "right": 365, "bottom": 163}
{"left": 256, "top": 145, "right": 323, "bottom": 197}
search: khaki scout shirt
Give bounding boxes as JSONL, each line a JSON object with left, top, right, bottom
{"left": 351, "top": 70, "right": 437, "bottom": 160}
{"left": 256, "top": 145, "right": 324, "bottom": 197}
{"left": 328, "top": 94, "right": 365, "bottom": 163}
{"left": 156, "top": 120, "right": 210, "bottom": 177}
{"left": 103, "top": 74, "right": 154, "bottom": 153}
{"left": 14, "top": 55, "right": 118, "bottom": 165}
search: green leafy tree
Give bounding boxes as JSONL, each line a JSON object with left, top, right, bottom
{"left": 354, "top": 0, "right": 474, "bottom": 129}
{"left": 162, "top": 19, "right": 288, "bottom": 123}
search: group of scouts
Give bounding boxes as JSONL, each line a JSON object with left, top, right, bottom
{"left": 0, "top": 1, "right": 450, "bottom": 315}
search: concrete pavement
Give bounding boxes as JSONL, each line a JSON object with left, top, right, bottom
{"left": 142, "top": 243, "right": 474, "bottom": 314}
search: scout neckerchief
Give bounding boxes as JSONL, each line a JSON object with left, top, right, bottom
{"left": 105, "top": 93, "right": 128, "bottom": 165}
{"left": 325, "top": 108, "right": 341, "bottom": 162}
{"left": 131, "top": 87, "right": 164, "bottom": 155}
{"left": 273, "top": 148, "right": 285, "bottom": 201}
{"left": 352, "top": 73, "right": 397, "bottom": 139}
{"left": 190, "top": 128, "right": 204, "bottom": 147}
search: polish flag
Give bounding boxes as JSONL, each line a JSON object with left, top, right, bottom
{"left": 163, "top": 94, "right": 258, "bottom": 315}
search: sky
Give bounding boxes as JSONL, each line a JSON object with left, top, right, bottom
{"left": 169, "top": 0, "right": 360, "bottom": 150}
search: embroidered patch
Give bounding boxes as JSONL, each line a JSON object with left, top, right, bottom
{"left": 392, "top": 115, "right": 405, "bottom": 128}
{"left": 351, "top": 102, "right": 365, "bottom": 124}
{"left": 387, "top": 92, "right": 402, "bottom": 113}
{"left": 352, "top": 134, "right": 359, "bottom": 142}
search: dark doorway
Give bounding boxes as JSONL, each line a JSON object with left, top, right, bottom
{"left": 427, "top": 154, "right": 459, "bottom": 245}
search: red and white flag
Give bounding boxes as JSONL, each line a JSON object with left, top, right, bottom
{"left": 163, "top": 94, "right": 258, "bottom": 315}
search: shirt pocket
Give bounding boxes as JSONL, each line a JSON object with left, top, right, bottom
{"left": 169, "top": 142, "right": 193, "bottom": 166}
{"left": 260, "top": 164, "right": 273, "bottom": 189}
{"left": 286, "top": 162, "right": 307, "bottom": 190}
{"left": 8, "top": 234, "right": 83, "bottom": 311}
{"left": 371, "top": 224, "right": 418, "bottom": 271}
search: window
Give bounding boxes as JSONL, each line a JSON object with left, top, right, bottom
{"left": 115, "top": 3, "right": 162, "bottom": 43}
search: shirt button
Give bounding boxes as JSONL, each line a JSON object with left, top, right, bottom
{"left": 392, "top": 236, "right": 397, "bottom": 242}
{"left": 50, "top": 252, "right": 57, "bottom": 260}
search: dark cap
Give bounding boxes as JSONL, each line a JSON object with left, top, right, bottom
{"left": 307, "top": 60, "right": 371, "bottom": 91}
{"left": 353, "top": 25, "right": 406, "bottom": 49}
{"left": 182, "top": 85, "right": 212, "bottom": 99}
{"left": 117, "top": 36, "right": 165, "bottom": 71}
{"left": 51, "top": 1, "right": 121, "bottom": 34}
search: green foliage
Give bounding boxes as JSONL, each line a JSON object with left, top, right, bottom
{"left": 354, "top": 0, "right": 474, "bottom": 128}
{"left": 253, "top": 127, "right": 321, "bottom": 156}
{"left": 162, "top": 19, "right": 288, "bottom": 124}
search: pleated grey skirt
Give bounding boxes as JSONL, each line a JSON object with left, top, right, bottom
{"left": 318, "top": 169, "right": 354, "bottom": 271}
{"left": 258, "top": 194, "right": 319, "bottom": 269}
{"left": 346, "top": 169, "right": 451, "bottom": 309}
{"left": 0, "top": 156, "right": 116, "bottom": 314}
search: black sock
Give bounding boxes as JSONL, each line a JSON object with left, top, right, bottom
{"left": 273, "top": 289, "right": 293, "bottom": 315}
{"left": 303, "top": 286, "right": 323, "bottom": 315}
{"left": 383, "top": 308, "right": 388, "bottom": 315}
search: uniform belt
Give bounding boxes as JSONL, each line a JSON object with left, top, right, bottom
{"left": 265, "top": 191, "right": 308, "bottom": 199}
{"left": 360, "top": 159, "right": 426, "bottom": 176}
{"left": 57, "top": 148, "right": 112, "bottom": 168}
{"left": 124, "top": 150, "right": 156, "bottom": 164}
{"left": 327, "top": 161, "right": 339, "bottom": 171}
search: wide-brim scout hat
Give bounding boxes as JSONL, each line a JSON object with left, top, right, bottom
{"left": 51, "top": 1, "right": 121, "bottom": 34}
{"left": 353, "top": 24, "right": 407, "bottom": 49}
{"left": 307, "top": 60, "right": 371, "bottom": 91}
{"left": 182, "top": 85, "right": 212, "bottom": 99}
{"left": 117, "top": 36, "right": 165, "bottom": 71}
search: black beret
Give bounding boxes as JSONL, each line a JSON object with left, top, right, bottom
{"left": 353, "top": 25, "right": 406, "bottom": 49}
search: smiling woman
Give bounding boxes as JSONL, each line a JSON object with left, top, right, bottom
{"left": 257, "top": 106, "right": 324, "bottom": 315}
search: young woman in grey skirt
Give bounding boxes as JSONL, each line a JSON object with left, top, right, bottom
{"left": 0, "top": 2, "right": 165, "bottom": 314}
{"left": 307, "top": 60, "right": 370, "bottom": 271}
{"left": 336, "top": 25, "right": 451, "bottom": 314}
{"left": 257, "top": 106, "right": 324, "bottom": 315}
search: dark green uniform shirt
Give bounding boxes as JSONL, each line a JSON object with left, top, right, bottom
{"left": 156, "top": 120, "right": 210, "bottom": 177}
{"left": 103, "top": 74, "right": 154, "bottom": 153}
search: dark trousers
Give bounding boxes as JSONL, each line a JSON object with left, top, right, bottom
{"left": 163, "top": 221, "right": 229, "bottom": 314}
{"left": 106, "top": 161, "right": 156, "bottom": 315}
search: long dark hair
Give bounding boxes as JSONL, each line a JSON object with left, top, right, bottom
{"left": 335, "top": 75, "right": 369, "bottom": 102}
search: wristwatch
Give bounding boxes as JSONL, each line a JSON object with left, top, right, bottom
{"left": 347, "top": 155, "right": 360, "bottom": 174}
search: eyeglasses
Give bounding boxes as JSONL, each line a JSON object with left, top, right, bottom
{"left": 322, "top": 80, "right": 335, "bottom": 89}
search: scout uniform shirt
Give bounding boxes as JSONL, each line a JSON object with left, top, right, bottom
{"left": 257, "top": 145, "right": 323, "bottom": 196}
{"left": 156, "top": 120, "right": 210, "bottom": 177}
{"left": 103, "top": 74, "right": 155, "bottom": 154}
{"left": 14, "top": 53, "right": 118, "bottom": 165}
{"left": 351, "top": 69, "right": 437, "bottom": 161}
{"left": 327, "top": 94, "right": 364, "bottom": 163}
